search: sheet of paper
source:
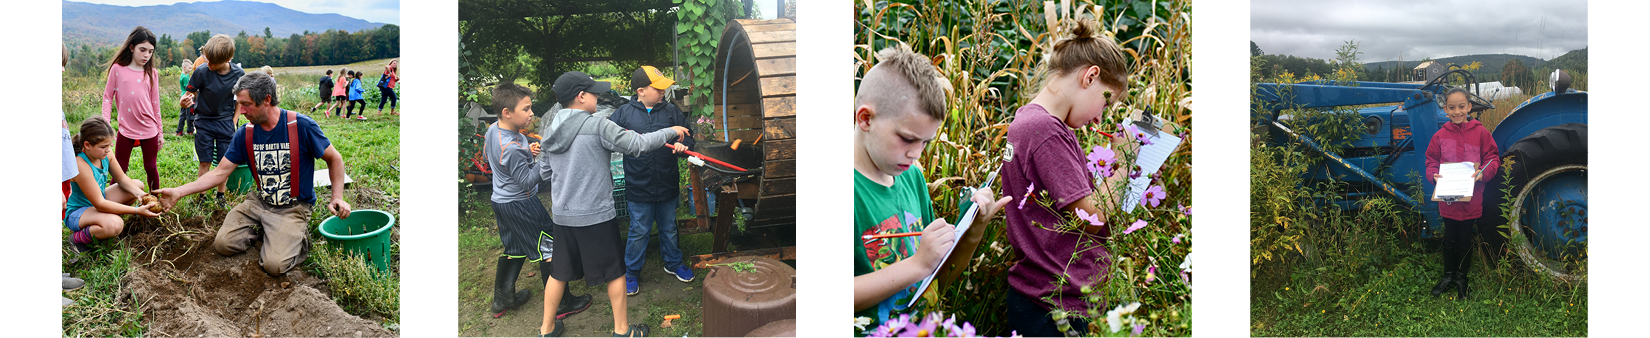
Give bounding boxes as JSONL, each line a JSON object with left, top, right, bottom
{"left": 1433, "top": 162, "right": 1476, "bottom": 199}
{"left": 906, "top": 202, "right": 979, "bottom": 308}
{"left": 1121, "top": 130, "right": 1183, "bottom": 212}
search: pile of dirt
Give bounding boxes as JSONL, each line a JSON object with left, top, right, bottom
{"left": 122, "top": 219, "right": 394, "bottom": 337}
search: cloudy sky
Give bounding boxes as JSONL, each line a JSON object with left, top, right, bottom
{"left": 81, "top": 0, "right": 399, "bottom": 25}
{"left": 1252, "top": 0, "right": 1586, "bottom": 62}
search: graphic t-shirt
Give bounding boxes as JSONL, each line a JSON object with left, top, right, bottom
{"left": 186, "top": 63, "right": 245, "bottom": 121}
{"left": 224, "top": 110, "right": 331, "bottom": 206}
{"left": 853, "top": 167, "right": 934, "bottom": 326}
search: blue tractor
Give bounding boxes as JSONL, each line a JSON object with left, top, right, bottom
{"left": 1252, "top": 67, "right": 1586, "bottom": 281}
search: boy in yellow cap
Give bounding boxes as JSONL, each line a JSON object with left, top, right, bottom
{"left": 609, "top": 66, "right": 696, "bottom": 296}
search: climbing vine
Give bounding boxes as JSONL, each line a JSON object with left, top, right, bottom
{"left": 674, "top": 0, "right": 745, "bottom": 117}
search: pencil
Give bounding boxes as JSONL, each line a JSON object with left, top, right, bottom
{"left": 862, "top": 232, "right": 922, "bottom": 240}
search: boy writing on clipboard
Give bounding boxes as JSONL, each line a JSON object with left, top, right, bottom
{"left": 852, "top": 44, "right": 1011, "bottom": 329}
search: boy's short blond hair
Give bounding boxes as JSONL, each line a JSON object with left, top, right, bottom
{"left": 858, "top": 44, "right": 947, "bottom": 121}
{"left": 203, "top": 34, "right": 235, "bottom": 65}
{"left": 260, "top": 65, "right": 274, "bottom": 75}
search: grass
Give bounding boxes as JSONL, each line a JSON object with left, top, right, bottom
{"left": 61, "top": 59, "right": 401, "bottom": 335}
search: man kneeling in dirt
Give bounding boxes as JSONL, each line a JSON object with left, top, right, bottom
{"left": 154, "top": 72, "right": 352, "bottom": 276}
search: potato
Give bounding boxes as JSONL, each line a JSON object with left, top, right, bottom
{"left": 142, "top": 195, "right": 162, "bottom": 212}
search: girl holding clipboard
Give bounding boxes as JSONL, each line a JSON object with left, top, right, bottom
{"left": 1424, "top": 87, "right": 1500, "bottom": 300}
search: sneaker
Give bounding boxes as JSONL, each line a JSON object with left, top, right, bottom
{"left": 665, "top": 265, "right": 695, "bottom": 283}
{"left": 355, "top": 116, "right": 368, "bottom": 121}
{"left": 540, "top": 318, "right": 565, "bottom": 337}
{"left": 624, "top": 274, "right": 639, "bottom": 296}
{"left": 613, "top": 324, "right": 650, "bottom": 337}
{"left": 63, "top": 275, "right": 85, "bottom": 290}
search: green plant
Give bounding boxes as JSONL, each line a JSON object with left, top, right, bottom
{"left": 308, "top": 245, "right": 400, "bottom": 321}
{"left": 674, "top": 0, "right": 746, "bottom": 117}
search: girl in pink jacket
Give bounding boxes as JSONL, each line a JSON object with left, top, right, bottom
{"left": 101, "top": 26, "right": 164, "bottom": 191}
{"left": 1424, "top": 87, "right": 1499, "bottom": 300}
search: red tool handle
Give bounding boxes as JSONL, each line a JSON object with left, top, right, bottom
{"left": 682, "top": 150, "right": 748, "bottom": 172}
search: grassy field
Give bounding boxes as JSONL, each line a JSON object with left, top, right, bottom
{"left": 60, "top": 59, "right": 401, "bottom": 336}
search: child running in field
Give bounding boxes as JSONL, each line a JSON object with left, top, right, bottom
{"left": 481, "top": 83, "right": 593, "bottom": 321}
{"left": 175, "top": 61, "right": 194, "bottom": 136}
{"left": 998, "top": 19, "right": 1134, "bottom": 337}
{"left": 347, "top": 71, "right": 367, "bottom": 120}
{"left": 66, "top": 117, "right": 161, "bottom": 253}
{"left": 330, "top": 67, "right": 349, "bottom": 117}
{"left": 377, "top": 59, "right": 399, "bottom": 115}
{"left": 537, "top": 71, "right": 689, "bottom": 337}
{"left": 852, "top": 44, "right": 1008, "bottom": 329}
{"left": 1424, "top": 87, "right": 1499, "bottom": 300}
{"left": 310, "top": 69, "right": 336, "bottom": 114}
{"left": 102, "top": 26, "right": 164, "bottom": 192}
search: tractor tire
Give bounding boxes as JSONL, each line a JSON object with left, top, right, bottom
{"left": 1480, "top": 123, "right": 1587, "bottom": 264}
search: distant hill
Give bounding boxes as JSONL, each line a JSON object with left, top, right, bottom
{"left": 1536, "top": 47, "right": 1587, "bottom": 75}
{"left": 1364, "top": 54, "right": 1546, "bottom": 81}
{"left": 64, "top": 0, "right": 386, "bottom": 46}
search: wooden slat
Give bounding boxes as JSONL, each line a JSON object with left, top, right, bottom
{"left": 712, "top": 89, "right": 761, "bottom": 105}
{"left": 745, "top": 217, "right": 795, "bottom": 229}
{"left": 754, "top": 194, "right": 795, "bottom": 210}
{"left": 762, "top": 96, "right": 796, "bottom": 117}
{"left": 760, "top": 177, "right": 794, "bottom": 196}
{"left": 713, "top": 104, "right": 762, "bottom": 118}
{"left": 713, "top": 115, "right": 763, "bottom": 130}
{"left": 751, "top": 206, "right": 795, "bottom": 223}
{"left": 760, "top": 76, "right": 797, "bottom": 96}
{"left": 751, "top": 42, "right": 796, "bottom": 59}
{"left": 737, "top": 182, "right": 760, "bottom": 199}
{"left": 763, "top": 117, "right": 795, "bottom": 140}
{"left": 756, "top": 58, "right": 796, "bottom": 76}
{"left": 739, "top": 23, "right": 796, "bottom": 33}
{"left": 762, "top": 159, "right": 794, "bottom": 179}
{"left": 747, "top": 30, "right": 796, "bottom": 44}
{"left": 763, "top": 139, "right": 795, "bottom": 161}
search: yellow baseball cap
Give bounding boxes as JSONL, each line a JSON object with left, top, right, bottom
{"left": 630, "top": 66, "right": 674, "bottom": 90}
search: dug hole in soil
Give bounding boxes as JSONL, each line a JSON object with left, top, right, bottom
{"left": 120, "top": 204, "right": 394, "bottom": 337}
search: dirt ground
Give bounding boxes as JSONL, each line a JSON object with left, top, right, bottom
{"left": 115, "top": 189, "right": 398, "bottom": 337}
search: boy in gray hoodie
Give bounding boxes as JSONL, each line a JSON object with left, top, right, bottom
{"left": 536, "top": 71, "right": 687, "bottom": 337}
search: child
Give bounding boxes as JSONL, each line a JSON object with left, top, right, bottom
{"left": 998, "top": 19, "right": 1133, "bottom": 337}
{"left": 377, "top": 59, "right": 399, "bottom": 115}
{"left": 610, "top": 65, "right": 696, "bottom": 296}
{"left": 176, "top": 61, "right": 194, "bottom": 136}
{"left": 1425, "top": 87, "right": 1499, "bottom": 300}
{"left": 310, "top": 69, "right": 336, "bottom": 115}
{"left": 181, "top": 34, "right": 243, "bottom": 201}
{"left": 536, "top": 71, "right": 688, "bottom": 337}
{"left": 66, "top": 117, "right": 161, "bottom": 253}
{"left": 852, "top": 44, "right": 1007, "bottom": 328}
{"left": 102, "top": 26, "right": 164, "bottom": 192}
{"left": 482, "top": 83, "right": 592, "bottom": 320}
{"left": 331, "top": 67, "right": 349, "bottom": 117}
{"left": 348, "top": 71, "right": 367, "bottom": 120}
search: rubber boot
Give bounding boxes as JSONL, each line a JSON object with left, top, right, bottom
{"left": 1429, "top": 269, "right": 1454, "bottom": 297}
{"left": 541, "top": 262, "right": 592, "bottom": 319}
{"left": 491, "top": 257, "right": 532, "bottom": 317}
{"left": 1455, "top": 251, "right": 1471, "bottom": 300}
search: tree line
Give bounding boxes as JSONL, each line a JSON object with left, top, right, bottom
{"left": 67, "top": 24, "right": 399, "bottom": 77}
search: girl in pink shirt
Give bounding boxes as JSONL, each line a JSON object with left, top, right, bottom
{"left": 101, "top": 26, "right": 163, "bottom": 190}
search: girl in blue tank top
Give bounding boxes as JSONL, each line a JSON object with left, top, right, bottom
{"left": 66, "top": 117, "right": 159, "bottom": 251}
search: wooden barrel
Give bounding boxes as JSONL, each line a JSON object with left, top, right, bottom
{"left": 712, "top": 18, "right": 795, "bottom": 228}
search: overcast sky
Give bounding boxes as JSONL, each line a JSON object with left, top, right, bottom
{"left": 80, "top": 0, "right": 399, "bottom": 25}
{"left": 1252, "top": 0, "right": 1586, "bottom": 62}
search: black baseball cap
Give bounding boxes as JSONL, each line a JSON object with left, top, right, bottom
{"left": 553, "top": 71, "right": 611, "bottom": 105}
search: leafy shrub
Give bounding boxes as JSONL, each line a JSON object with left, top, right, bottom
{"left": 308, "top": 245, "right": 400, "bottom": 321}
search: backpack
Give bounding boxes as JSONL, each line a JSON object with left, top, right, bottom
{"left": 378, "top": 73, "right": 391, "bottom": 89}
{"left": 245, "top": 110, "right": 302, "bottom": 200}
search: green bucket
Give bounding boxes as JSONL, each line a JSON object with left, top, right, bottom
{"left": 226, "top": 165, "right": 255, "bottom": 194}
{"left": 318, "top": 209, "right": 396, "bottom": 272}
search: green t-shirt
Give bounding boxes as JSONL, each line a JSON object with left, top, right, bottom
{"left": 853, "top": 167, "right": 935, "bottom": 327}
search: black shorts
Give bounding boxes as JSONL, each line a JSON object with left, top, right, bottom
{"left": 492, "top": 196, "right": 555, "bottom": 261}
{"left": 333, "top": 95, "right": 347, "bottom": 102}
{"left": 550, "top": 217, "right": 626, "bottom": 285}
{"left": 193, "top": 118, "right": 236, "bottom": 164}
{"left": 318, "top": 90, "right": 332, "bottom": 103}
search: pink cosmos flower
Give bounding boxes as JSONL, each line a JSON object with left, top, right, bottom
{"left": 1086, "top": 146, "right": 1116, "bottom": 178}
{"left": 1146, "top": 265, "right": 1158, "bottom": 283}
{"left": 1142, "top": 185, "right": 1166, "bottom": 208}
{"left": 1179, "top": 203, "right": 1192, "bottom": 216}
{"left": 1172, "top": 233, "right": 1185, "bottom": 244}
{"left": 1018, "top": 183, "right": 1035, "bottom": 210}
{"left": 1124, "top": 123, "right": 1153, "bottom": 145}
{"left": 1075, "top": 208, "right": 1104, "bottom": 227}
{"left": 1124, "top": 219, "right": 1148, "bottom": 234}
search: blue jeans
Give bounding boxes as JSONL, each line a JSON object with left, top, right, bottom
{"left": 624, "top": 197, "right": 683, "bottom": 275}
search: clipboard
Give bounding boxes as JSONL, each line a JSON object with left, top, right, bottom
{"left": 1120, "top": 108, "right": 1183, "bottom": 212}
{"left": 906, "top": 171, "right": 996, "bottom": 308}
{"left": 1431, "top": 162, "right": 1477, "bottom": 202}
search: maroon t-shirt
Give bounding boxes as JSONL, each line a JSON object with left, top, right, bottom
{"left": 999, "top": 103, "right": 1111, "bottom": 313}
